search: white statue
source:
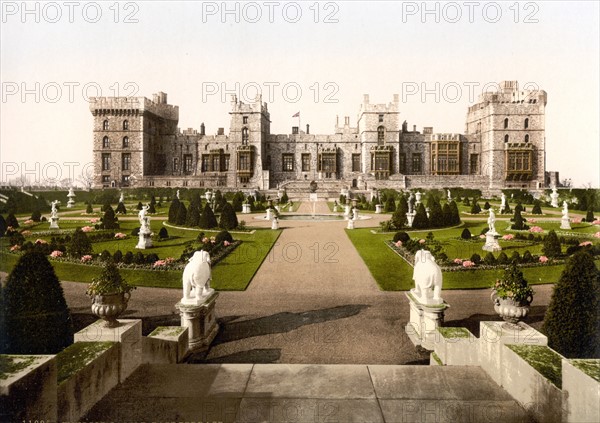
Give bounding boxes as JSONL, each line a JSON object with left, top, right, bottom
{"left": 51, "top": 200, "right": 59, "bottom": 218}
{"left": 181, "top": 250, "right": 214, "bottom": 304}
{"left": 487, "top": 208, "right": 496, "bottom": 234}
{"left": 176, "top": 189, "right": 180, "bottom": 200}
{"left": 138, "top": 204, "right": 150, "bottom": 228}
{"left": 415, "top": 191, "right": 422, "bottom": 204}
{"left": 411, "top": 250, "right": 443, "bottom": 305}
{"left": 562, "top": 201, "right": 569, "bottom": 217}
{"left": 550, "top": 186, "right": 559, "bottom": 208}
{"left": 447, "top": 189, "right": 452, "bottom": 202}
{"left": 408, "top": 193, "right": 415, "bottom": 214}
{"left": 119, "top": 191, "right": 124, "bottom": 203}
{"left": 500, "top": 193, "right": 507, "bottom": 212}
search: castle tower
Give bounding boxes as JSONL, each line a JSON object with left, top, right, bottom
{"left": 465, "top": 81, "right": 547, "bottom": 188}
{"left": 90, "top": 92, "right": 179, "bottom": 188}
{"left": 357, "top": 94, "right": 400, "bottom": 180}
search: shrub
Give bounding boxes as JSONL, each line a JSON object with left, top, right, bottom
{"left": 483, "top": 201, "right": 491, "bottom": 210}
{"left": 0, "top": 215, "right": 7, "bottom": 237}
{"left": 123, "top": 251, "right": 134, "bottom": 264}
{"left": 100, "top": 206, "right": 119, "bottom": 230}
{"left": 176, "top": 202, "right": 187, "bottom": 226}
{"left": 428, "top": 199, "right": 444, "bottom": 228}
{"left": 1, "top": 252, "right": 73, "bottom": 354}
{"left": 585, "top": 206, "right": 595, "bottom": 222}
{"left": 470, "top": 201, "right": 481, "bottom": 214}
{"left": 493, "top": 262, "right": 533, "bottom": 303}
{"left": 531, "top": 200, "right": 543, "bottom": 215}
{"left": 137, "top": 201, "right": 143, "bottom": 210}
{"left": 460, "top": 228, "right": 472, "bottom": 240}
{"left": 280, "top": 192, "right": 289, "bottom": 204}
{"left": 146, "top": 253, "right": 159, "bottom": 264}
{"left": 199, "top": 203, "right": 218, "bottom": 229}
{"left": 148, "top": 202, "right": 156, "bottom": 214}
{"left": 470, "top": 253, "right": 481, "bottom": 265}
{"left": 484, "top": 252, "right": 497, "bottom": 265}
{"left": 232, "top": 193, "right": 244, "bottom": 212}
{"left": 542, "top": 251, "right": 600, "bottom": 358}
{"left": 158, "top": 227, "right": 169, "bottom": 239}
{"left": 168, "top": 198, "right": 180, "bottom": 224}
{"left": 215, "top": 230, "right": 234, "bottom": 244}
{"left": 113, "top": 250, "right": 123, "bottom": 263}
{"left": 463, "top": 197, "right": 471, "bottom": 206}
{"left": 6, "top": 213, "right": 19, "bottom": 228}
{"left": 497, "top": 252, "right": 509, "bottom": 265}
{"left": 131, "top": 227, "right": 140, "bottom": 236}
{"left": 100, "top": 249, "right": 112, "bottom": 262}
{"left": 450, "top": 201, "right": 461, "bottom": 225}
{"left": 86, "top": 202, "right": 94, "bottom": 214}
{"left": 187, "top": 203, "right": 201, "bottom": 227}
{"left": 219, "top": 202, "right": 239, "bottom": 230}
{"left": 510, "top": 251, "right": 521, "bottom": 263}
{"left": 522, "top": 250, "right": 533, "bottom": 263}
{"left": 412, "top": 203, "right": 429, "bottom": 229}
{"left": 116, "top": 202, "right": 127, "bottom": 214}
{"left": 384, "top": 197, "right": 396, "bottom": 213}
{"left": 392, "top": 231, "right": 409, "bottom": 243}
{"left": 86, "top": 260, "right": 134, "bottom": 296}
{"left": 30, "top": 209, "right": 42, "bottom": 222}
{"left": 68, "top": 228, "right": 93, "bottom": 257}
{"left": 542, "top": 230, "right": 562, "bottom": 258}
{"left": 391, "top": 197, "right": 408, "bottom": 229}
{"left": 511, "top": 208, "right": 529, "bottom": 230}
{"left": 134, "top": 252, "right": 145, "bottom": 265}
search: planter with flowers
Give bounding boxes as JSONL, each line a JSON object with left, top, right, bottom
{"left": 491, "top": 262, "right": 534, "bottom": 330}
{"left": 86, "top": 261, "right": 136, "bottom": 328}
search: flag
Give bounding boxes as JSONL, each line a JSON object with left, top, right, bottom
{"left": 292, "top": 112, "right": 300, "bottom": 118}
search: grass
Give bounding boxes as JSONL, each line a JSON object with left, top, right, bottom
{"left": 507, "top": 344, "right": 563, "bottom": 388}
{"left": 569, "top": 359, "right": 600, "bottom": 383}
{"left": 56, "top": 341, "right": 115, "bottom": 385}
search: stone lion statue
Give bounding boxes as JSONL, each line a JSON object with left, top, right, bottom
{"left": 181, "top": 250, "right": 214, "bottom": 305}
{"left": 411, "top": 250, "right": 443, "bottom": 305}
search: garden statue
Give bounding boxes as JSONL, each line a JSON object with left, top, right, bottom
{"left": 136, "top": 204, "right": 153, "bottom": 248}
{"left": 138, "top": 204, "right": 150, "bottom": 228}
{"left": 487, "top": 208, "right": 497, "bottom": 234}
{"left": 181, "top": 250, "right": 214, "bottom": 305}
{"left": 415, "top": 191, "right": 422, "bottom": 205}
{"left": 49, "top": 200, "right": 60, "bottom": 229}
{"left": 560, "top": 200, "right": 571, "bottom": 229}
{"left": 447, "top": 189, "right": 452, "bottom": 202}
{"left": 66, "top": 188, "right": 76, "bottom": 208}
{"left": 562, "top": 201, "right": 569, "bottom": 217}
{"left": 500, "top": 193, "right": 507, "bottom": 212}
{"left": 411, "top": 250, "right": 443, "bottom": 305}
{"left": 483, "top": 207, "right": 502, "bottom": 252}
{"left": 176, "top": 189, "right": 181, "bottom": 200}
{"left": 550, "top": 186, "right": 559, "bottom": 208}
{"left": 119, "top": 191, "right": 124, "bottom": 203}
{"left": 408, "top": 193, "right": 415, "bottom": 213}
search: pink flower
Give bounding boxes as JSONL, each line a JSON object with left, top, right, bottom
{"left": 90, "top": 218, "right": 99, "bottom": 223}
{"left": 24, "top": 219, "right": 34, "bottom": 225}
{"left": 502, "top": 234, "right": 514, "bottom": 240}
{"left": 202, "top": 237, "right": 209, "bottom": 244}
{"left": 395, "top": 240, "right": 402, "bottom": 247}
{"left": 224, "top": 240, "right": 231, "bottom": 247}
{"left": 462, "top": 260, "right": 475, "bottom": 268}
{"left": 528, "top": 218, "right": 536, "bottom": 223}
{"left": 35, "top": 239, "right": 48, "bottom": 244}
{"left": 114, "top": 232, "right": 127, "bottom": 239}
{"left": 579, "top": 241, "right": 592, "bottom": 247}
{"left": 153, "top": 260, "right": 166, "bottom": 267}
{"left": 529, "top": 226, "right": 543, "bottom": 233}
{"left": 10, "top": 245, "right": 20, "bottom": 252}
{"left": 572, "top": 217, "right": 582, "bottom": 224}
{"left": 81, "top": 226, "right": 94, "bottom": 232}
{"left": 81, "top": 255, "right": 93, "bottom": 263}
{"left": 539, "top": 256, "right": 548, "bottom": 263}
{"left": 592, "top": 219, "right": 600, "bottom": 225}
{"left": 453, "top": 258, "right": 463, "bottom": 264}
{"left": 594, "top": 232, "right": 600, "bottom": 239}
{"left": 418, "top": 239, "right": 426, "bottom": 244}
{"left": 479, "top": 234, "right": 486, "bottom": 239}
{"left": 21, "top": 230, "right": 32, "bottom": 236}
{"left": 50, "top": 250, "right": 63, "bottom": 258}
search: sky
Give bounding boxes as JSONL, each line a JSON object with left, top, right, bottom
{"left": 1, "top": 0, "right": 599, "bottom": 187}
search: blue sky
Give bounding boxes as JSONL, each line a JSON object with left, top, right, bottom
{"left": 1, "top": 1, "right": 598, "bottom": 186}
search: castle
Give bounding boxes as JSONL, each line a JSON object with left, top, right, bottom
{"left": 91, "top": 81, "right": 551, "bottom": 193}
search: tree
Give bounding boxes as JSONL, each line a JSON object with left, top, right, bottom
{"left": 199, "top": 203, "right": 218, "bottom": 229}
{"left": 531, "top": 200, "right": 543, "bottom": 215}
{"left": 391, "top": 197, "right": 408, "bottom": 229}
{"left": 542, "top": 251, "right": 600, "bottom": 358}
{"left": 511, "top": 208, "right": 529, "bottom": 230}
{"left": 542, "top": 230, "right": 562, "bottom": 258}
{"left": 232, "top": 192, "right": 244, "bottom": 212}
{"left": 187, "top": 203, "right": 201, "bottom": 227}
{"left": 1, "top": 252, "right": 73, "bottom": 354}
{"left": 450, "top": 201, "right": 461, "bottom": 225}
{"left": 176, "top": 202, "right": 187, "bottom": 226}
{"left": 219, "top": 202, "right": 239, "bottom": 230}
{"left": 30, "top": 209, "right": 42, "bottom": 222}
{"left": 100, "top": 205, "right": 119, "bottom": 229}
{"left": 136, "top": 201, "right": 143, "bottom": 210}
{"left": 116, "top": 202, "right": 127, "bottom": 214}
{"left": 428, "top": 198, "right": 444, "bottom": 227}
{"left": 168, "top": 198, "right": 180, "bottom": 224}
{"left": 412, "top": 203, "right": 429, "bottom": 229}
{"left": 6, "top": 213, "right": 19, "bottom": 228}
{"left": 585, "top": 206, "right": 595, "bottom": 222}
{"left": 460, "top": 228, "right": 472, "bottom": 239}
{"left": 86, "top": 202, "right": 94, "bottom": 214}
{"left": 68, "top": 227, "right": 93, "bottom": 257}
{"left": 384, "top": 197, "right": 396, "bottom": 213}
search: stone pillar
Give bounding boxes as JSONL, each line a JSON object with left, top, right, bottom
{"left": 560, "top": 216, "right": 571, "bottom": 230}
{"left": 49, "top": 217, "right": 60, "bottom": 229}
{"left": 176, "top": 292, "right": 219, "bottom": 353}
{"left": 405, "top": 292, "right": 449, "bottom": 350}
{"left": 375, "top": 204, "right": 383, "bottom": 214}
{"left": 352, "top": 208, "right": 359, "bottom": 220}
{"left": 266, "top": 208, "right": 274, "bottom": 220}
{"left": 135, "top": 228, "right": 153, "bottom": 249}
{"left": 242, "top": 203, "right": 251, "bottom": 214}
{"left": 406, "top": 212, "right": 415, "bottom": 228}
{"left": 482, "top": 232, "right": 502, "bottom": 252}
{"left": 347, "top": 218, "right": 355, "bottom": 229}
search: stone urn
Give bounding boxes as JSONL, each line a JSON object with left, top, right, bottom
{"left": 491, "top": 290, "right": 532, "bottom": 330}
{"left": 91, "top": 292, "right": 131, "bottom": 328}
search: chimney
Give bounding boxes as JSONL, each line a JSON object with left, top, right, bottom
{"left": 306, "top": 124, "right": 310, "bottom": 134}
{"left": 153, "top": 93, "right": 159, "bottom": 103}
{"left": 413, "top": 125, "right": 417, "bottom": 132}
{"left": 336, "top": 115, "right": 339, "bottom": 127}
{"left": 345, "top": 116, "right": 350, "bottom": 126}
{"left": 217, "top": 128, "right": 224, "bottom": 136}
{"left": 200, "top": 122, "right": 205, "bottom": 136}
{"left": 393, "top": 94, "right": 399, "bottom": 103}
{"left": 292, "top": 126, "right": 299, "bottom": 134}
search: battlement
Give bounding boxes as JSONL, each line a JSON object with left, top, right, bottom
{"left": 360, "top": 94, "right": 400, "bottom": 113}
{"left": 89, "top": 92, "right": 179, "bottom": 121}
{"left": 229, "top": 95, "right": 269, "bottom": 116}
{"left": 472, "top": 81, "right": 547, "bottom": 109}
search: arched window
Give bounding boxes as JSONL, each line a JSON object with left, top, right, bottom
{"left": 524, "top": 118, "right": 529, "bottom": 129}
{"left": 503, "top": 118, "right": 509, "bottom": 129}
{"left": 242, "top": 127, "right": 249, "bottom": 145}
{"left": 123, "top": 120, "right": 129, "bottom": 130}
{"left": 524, "top": 134, "right": 529, "bottom": 143}
{"left": 122, "top": 136, "right": 129, "bottom": 148}
{"left": 103, "top": 136, "right": 109, "bottom": 148}
{"left": 504, "top": 134, "right": 509, "bottom": 143}
{"left": 377, "top": 126, "right": 385, "bottom": 145}
{"left": 103, "top": 120, "right": 109, "bottom": 130}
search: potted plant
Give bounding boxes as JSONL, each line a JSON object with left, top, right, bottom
{"left": 86, "top": 260, "right": 136, "bottom": 328}
{"left": 491, "top": 262, "right": 534, "bottom": 330}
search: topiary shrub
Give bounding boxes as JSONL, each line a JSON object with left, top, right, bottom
{"left": 497, "top": 252, "right": 509, "bottom": 265}
{"left": 137, "top": 201, "right": 143, "bottom": 211}
{"left": 483, "top": 201, "right": 491, "bottom": 210}
{"left": 412, "top": 203, "right": 429, "bottom": 229}
{"left": 463, "top": 197, "right": 471, "bottom": 206}
{"left": 585, "top": 206, "right": 595, "bottom": 222}
{"left": 86, "top": 202, "right": 94, "bottom": 214}
{"left": 531, "top": 200, "right": 543, "bottom": 215}
{"left": 391, "top": 198, "right": 408, "bottom": 229}
{"left": 131, "top": 227, "right": 140, "bottom": 236}
{"left": 484, "top": 252, "right": 496, "bottom": 265}
{"left": 68, "top": 228, "right": 93, "bottom": 258}
{"left": 176, "top": 202, "right": 187, "bottom": 226}
{"left": 113, "top": 250, "right": 123, "bottom": 263}
{"left": 393, "top": 231, "right": 410, "bottom": 243}
{"left": 510, "top": 251, "right": 521, "bottom": 263}
{"left": 280, "top": 192, "right": 289, "bottom": 204}
{"left": 100, "top": 250, "right": 112, "bottom": 262}
{"left": 522, "top": 250, "right": 533, "bottom": 263}
{"left": 384, "top": 197, "right": 396, "bottom": 213}
{"left": 168, "top": 198, "right": 180, "bottom": 224}
{"left": 123, "top": 251, "right": 134, "bottom": 264}
{"left": 511, "top": 208, "right": 529, "bottom": 230}
{"left": 470, "top": 201, "right": 481, "bottom": 214}
{"left": 6, "top": 213, "right": 19, "bottom": 228}
{"left": 1, "top": 252, "right": 73, "bottom": 354}
{"left": 146, "top": 253, "right": 159, "bottom": 264}
{"left": 100, "top": 206, "right": 119, "bottom": 230}
{"left": 219, "top": 202, "right": 239, "bottom": 230}
{"left": 158, "top": 227, "right": 169, "bottom": 239}
{"left": 0, "top": 215, "right": 7, "bottom": 237}
{"left": 542, "top": 251, "right": 600, "bottom": 358}
{"left": 116, "top": 202, "right": 127, "bottom": 214}
{"left": 148, "top": 202, "right": 156, "bottom": 214}
{"left": 542, "top": 230, "right": 562, "bottom": 258}
{"left": 199, "top": 203, "right": 218, "bottom": 229}
{"left": 470, "top": 253, "right": 481, "bottom": 265}
{"left": 30, "top": 209, "right": 42, "bottom": 222}
{"left": 215, "top": 230, "right": 234, "bottom": 244}
{"left": 460, "top": 228, "right": 472, "bottom": 240}
{"left": 187, "top": 204, "right": 201, "bottom": 227}
{"left": 134, "top": 252, "right": 145, "bottom": 265}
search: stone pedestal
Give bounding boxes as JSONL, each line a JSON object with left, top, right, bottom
{"left": 271, "top": 219, "right": 279, "bottom": 230}
{"left": 176, "top": 292, "right": 219, "bottom": 353}
{"left": 274, "top": 205, "right": 280, "bottom": 213}
{"left": 266, "top": 208, "right": 274, "bottom": 220}
{"left": 482, "top": 231, "right": 502, "bottom": 252}
{"left": 406, "top": 212, "right": 415, "bottom": 228}
{"left": 560, "top": 216, "right": 571, "bottom": 230}
{"left": 375, "top": 204, "right": 383, "bottom": 214}
{"left": 242, "top": 203, "right": 251, "bottom": 214}
{"left": 49, "top": 216, "right": 59, "bottom": 229}
{"left": 136, "top": 228, "right": 153, "bottom": 249}
{"left": 347, "top": 218, "right": 355, "bottom": 229}
{"left": 352, "top": 208, "right": 359, "bottom": 220}
{"left": 67, "top": 199, "right": 75, "bottom": 208}
{"left": 344, "top": 204, "right": 351, "bottom": 217}
{"left": 550, "top": 193, "right": 559, "bottom": 208}
{"left": 74, "top": 319, "right": 142, "bottom": 383}
{"left": 405, "top": 292, "right": 449, "bottom": 350}
{"left": 143, "top": 326, "right": 189, "bottom": 364}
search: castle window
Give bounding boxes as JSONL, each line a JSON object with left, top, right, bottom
{"left": 243, "top": 116, "right": 248, "bottom": 124}
{"left": 301, "top": 154, "right": 311, "bottom": 171}
{"left": 102, "top": 136, "right": 109, "bottom": 148}
{"left": 223, "top": 155, "right": 230, "bottom": 171}
{"left": 399, "top": 153, "right": 406, "bottom": 173}
{"left": 184, "top": 155, "right": 193, "bottom": 174}
{"left": 411, "top": 153, "right": 422, "bottom": 173}
{"left": 266, "top": 155, "right": 271, "bottom": 168}
{"left": 504, "top": 134, "right": 509, "bottom": 143}
{"left": 524, "top": 118, "right": 529, "bottom": 129}
{"left": 476, "top": 122, "right": 481, "bottom": 133}
{"left": 122, "top": 137, "right": 129, "bottom": 148}
{"left": 352, "top": 154, "right": 361, "bottom": 172}
{"left": 174, "top": 157, "right": 179, "bottom": 172}
{"left": 122, "top": 153, "right": 131, "bottom": 171}
{"left": 103, "top": 120, "right": 109, "bottom": 130}
{"left": 201, "top": 155, "right": 209, "bottom": 172}
{"left": 102, "top": 175, "right": 110, "bottom": 183}
{"left": 242, "top": 127, "right": 249, "bottom": 145}
{"left": 377, "top": 126, "right": 385, "bottom": 146}
{"left": 525, "top": 134, "right": 530, "bottom": 143}
{"left": 123, "top": 120, "right": 129, "bottom": 130}
{"left": 503, "top": 118, "right": 509, "bottom": 129}
{"left": 470, "top": 154, "right": 479, "bottom": 174}
{"left": 282, "top": 154, "right": 294, "bottom": 172}
{"left": 102, "top": 153, "right": 110, "bottom": 171}
{"left": 378, "top": 114, "right": 384, "bottom": 123}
